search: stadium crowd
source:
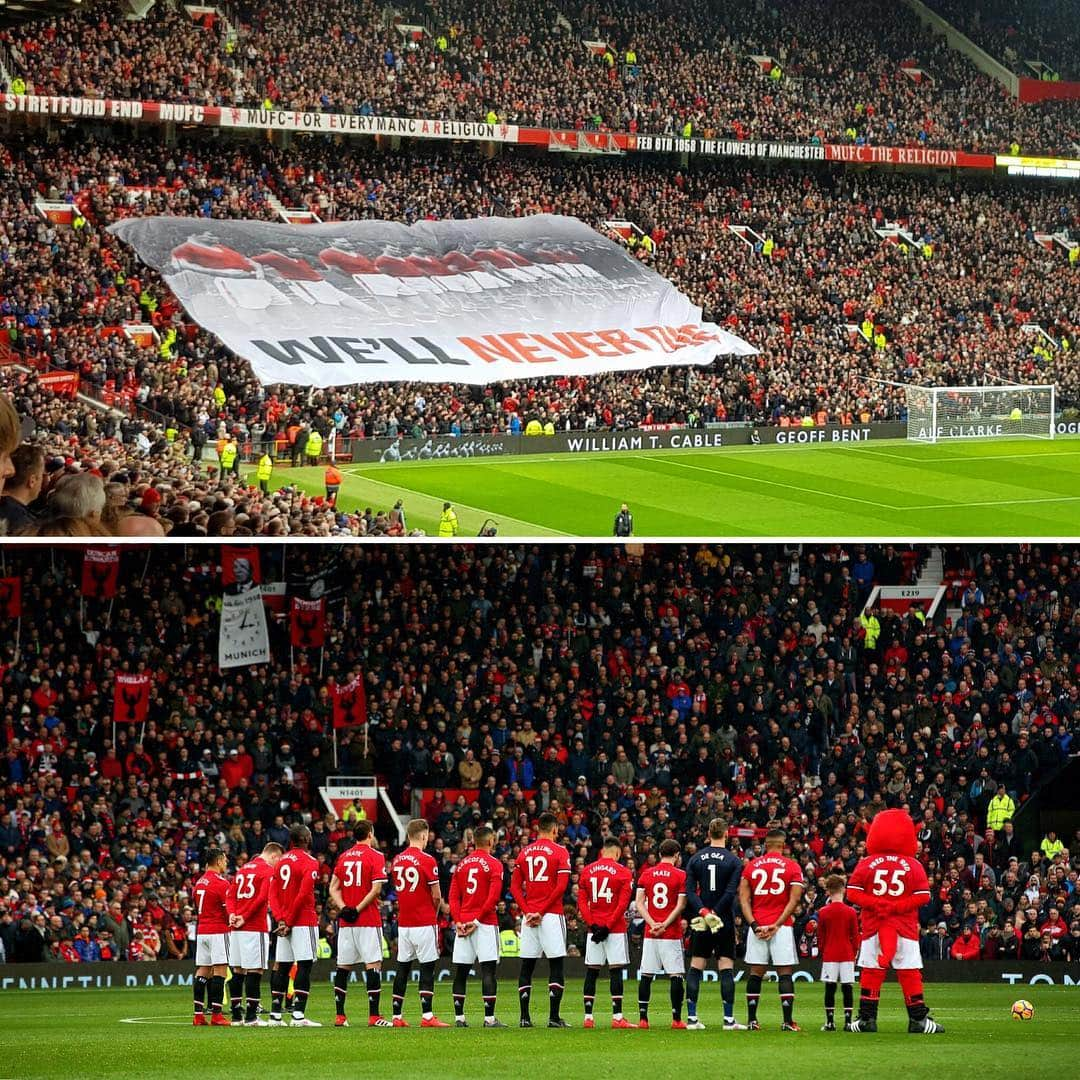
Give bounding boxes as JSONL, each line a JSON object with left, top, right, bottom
{"left": 2, "top": 0, "right": 1079, "bottom": 155}
{"left": 926, "top": 0, "right": 1080, "bottom": 81}
{"left": 0, "top": 126, "right": 1077, "bottom": 535}
{"left": 0, "top": 542, "right": 1077, "bottom": 966}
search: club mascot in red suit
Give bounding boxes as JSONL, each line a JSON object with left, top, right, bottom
{"left": 846, "top": 809, "right": 944, "bottom": 1034}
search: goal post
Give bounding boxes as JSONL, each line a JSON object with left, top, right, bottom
{"left": 904, "top": 383, "right": 1056, "bottom": 443}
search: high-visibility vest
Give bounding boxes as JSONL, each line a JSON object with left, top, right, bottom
{"left": 500, "top": 929, "right": 520, "bottom": 956}
{"left": 11, "top": 77, "right": 25, "bottom": 95}
{"left": 165, "top": 426, "right": 178, "bottom": 443}
{"left": 986, "top": 794, "right": 1015, "bottom": 830}
{"left": 762, "top": 238, "right": 774, "bottom": 258}
{"left": 859, "top": 612, "right": 880, "bottom": 649}
{"left": 257, "top": 454, "right": 273, "bottom": 481}
{"left": 436, "top": 35, "right": 447, "bottom": 51}
{"left": 682, "top": 120, "right": 692, "bottom": 138}
{"left": 213, "top": 386, "right": 226, "bottom": 408}
{"left": 486, "top": 109, "right": 498, "bottom": 125}
{"left": 305, "top": 430, "right": 323, "bottom": 458}
{"left": 625, "top": 49, "right": 636, "bottom": 64}
{"left": 921, "top": 243, "right": 933, "bottom": 259}
{"left": 438, "top": 509, "right": 458, "bottom": 537}
{"left": 543, "top": 421, "right": 555, "bottom": 436}
{"left": 873, "top": 332, "right": 887, "bottom": 350}
{"left": 525, "top": 419, "right": 543, "bottom": 436}
{"left": 317, "top": 938, "right": 332, "bottom": 960}
{"left": 641, "top": 235, "right": 655, "bottom": 254}
{"left": 220, "top": 443, "right": 238, "bottom": 470}
{"left": 1070, "top": 247, "right": 1079, "bottom": 264}
{"left": 770, "top": 64, "right": 782, "bottom": 81}
{"left": 1041, "top": 836, "right": 1064, "bottom": 859}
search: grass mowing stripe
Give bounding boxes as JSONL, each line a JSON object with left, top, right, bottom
{"left": 342, "top": 469, "right": 571, "bottom": 536}
{"left": 637, "top": 454, "right": 901, "bottom": 510}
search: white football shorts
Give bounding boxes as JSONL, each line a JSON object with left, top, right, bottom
{"left": 744, "top": 925, "right": 797, "bottom": 967}
{"left": 519, "top": 913, "right": 567, "bottom": 959}
{"left": 451, "top": 924, "right": 499, "bottom": 965}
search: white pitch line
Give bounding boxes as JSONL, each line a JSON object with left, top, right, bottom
{"left": 903, "top": 494, "right": 1080, "bottom": 511}
{"left": 119, "top": 1015, "right": 193, "bottom": 1025}
{"left": 847, "top": 446, "right": 1080, "bottom": 465}
{"left": 341, "top": 470, "right": 571, "bottom": 536}
{"left": 636, "top": 454, "right": 901, "bottom": 511}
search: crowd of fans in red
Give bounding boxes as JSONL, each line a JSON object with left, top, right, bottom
{"left": 0, "top": 543, "right": 1077, "bottom": 963}
{"left": 1, "top": 0, "right": 1078, "bottom": 154}
{"left": 0, "top": 125, "right": 1076, "bottom": 535}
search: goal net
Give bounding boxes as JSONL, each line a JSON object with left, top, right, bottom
{"left": 905, "top": 384, "right": 1055, "bottom": 443}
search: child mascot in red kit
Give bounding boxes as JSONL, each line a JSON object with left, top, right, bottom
{"left": 846, "top": 809, "right": 944, "bottom": 1034}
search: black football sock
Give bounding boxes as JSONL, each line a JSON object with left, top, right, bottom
{"left": 481, "top": 961, "right": 498, "bottom": 1020}
{"left": 583, "top": 967, "right": 598, "bottom": 1017}
{"left": 842, "top": 982, "right": 854, "bottom": 1024}
{"left": 824, "top": 980, "right": 837, "bottom": 1024}
{"left": 419, "top": 960, "right": 436, "bottom": 1017}
{"left": 518, "top": 957, "right": 536, "bottom": 1021}
{"left": 610, "top": 969, "right": 624, "bottom": 1019}
{"left": 686, "top": 966, "right": 702, "bottom": 1018}
{"left": 245, "top": 972, "right": 262, "bottom": 1022}
{"left": 638, "top": 973, "right": 653, "bottom": 1021}
{"left": 779, "top": 974, "right": 795, "bottom": 1025}
{"left": 334, "top": 968, "right": 350, "bottom": 1018}
{"left": 548, "top": 957, "right": 565, "bottom": 1021}
{"left": 229, "top": 971, "right": 245, "bottom": 1020}
{"left": 720, "top": 969, "right": 736, "bottom": 1022}
{"left": 292, "top": 959, "right": 313, "bottom": 1017}
{"left": 453, "top": 963, "right": 469, "bottom": 1020}
{"left": 367, "top": 968, "right": 382, "bottom": 1018}
{"left": 671, "top": 975, "right": 685, "bottom": 1022}
{"left": 746, "top": 973, "right": 762, "bottom": 1024}
{"left": 209, "top": 975, "right": 225, "bottom": 1016}
{"left": 270, "top": 968, "right": 286, "bottom": 1017}
{"left": 193, "top": 974, "right": 208, "bottom": 1016}
{"left": 392, "top": 961, "right": 410, "bottom": 1017}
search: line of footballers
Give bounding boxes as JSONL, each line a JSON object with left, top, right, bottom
{"left": 189, "top": 814, "right": 893, "bottom": 1031}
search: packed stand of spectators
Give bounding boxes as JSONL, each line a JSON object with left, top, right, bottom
{"left": 1, "top": 542, "right": 1078, "bottom": 965}
{"left": 2, "top": 0, "right": 1079, "bottom": 155}
{"left": 2, "top": 130, "right": 1077, "bottom": 450}
{"left": 927, "top": 0, "right": 1080, "bottom": 81}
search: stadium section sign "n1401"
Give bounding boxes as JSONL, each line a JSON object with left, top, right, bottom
{"left": 110, "top": 214, "right": 756, "bottom": 388}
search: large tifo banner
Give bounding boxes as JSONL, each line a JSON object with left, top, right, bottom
{"left": 109, "top": 214, "right": 756, "bottom": 387}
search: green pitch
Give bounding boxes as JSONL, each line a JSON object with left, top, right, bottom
{"left": 4, "top": 980, "right": 1074, "bottom": 1079}
{"left": 249, "top": 438, "right": 1080, "bottom": 537}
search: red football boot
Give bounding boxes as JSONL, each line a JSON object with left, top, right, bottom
{"left": 420, "top": 1016, "right": 451, "bottom": 1028}
{"left": 610, "top": 1017, "right": 637, "bottom": 1029}
{"left": 193, "top": 1014, "right": 208, "bottom": 1027}
{"left": 582, "top": 1017, "right": 595, "bottom": 1029}
{"left": 391, "top": 1017, "right": 410, "bottom": 1028}
{"left": 210, "top": 1013, "right": 231, "bottom": 1026}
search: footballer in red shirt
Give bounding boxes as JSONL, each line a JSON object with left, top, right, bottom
{"left": 510, "top": 811, "right": 572, "bottom": 1027}
{"left": 192, "top": 847, "right": 232, "bottom": 1026}
{"left": 448, "top": 825, "right": 507, "bottom": 1027}
{"left": 329, "top": 820, "right": 390, "bottom": 1027}
{"left": 738, "top": 829, "right": 805, "bottom": 1030}
{"left": 846, "top": 809, "right": 943, "bottom": 1034}
{"left": 389, "top": 819, "right": 449, "bottom": 1027}
{"left": 815, "top": 873, "right": 859, "bottom": 1030}
{"left": 225, "top": 840, "right": 283, "bottom": 1025}
{"left": 577, "top": 837, "right": 635, "bottom": 1028}
{"left": 268, "top": 825, "right": 322, "bottom": 1026}
{"left": 635, "top": 838, "right": 688, "bottom": 1029}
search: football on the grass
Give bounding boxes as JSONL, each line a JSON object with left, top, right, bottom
{"left": 1011, "top": 1000, "right": 1034, "bottom": 1020}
